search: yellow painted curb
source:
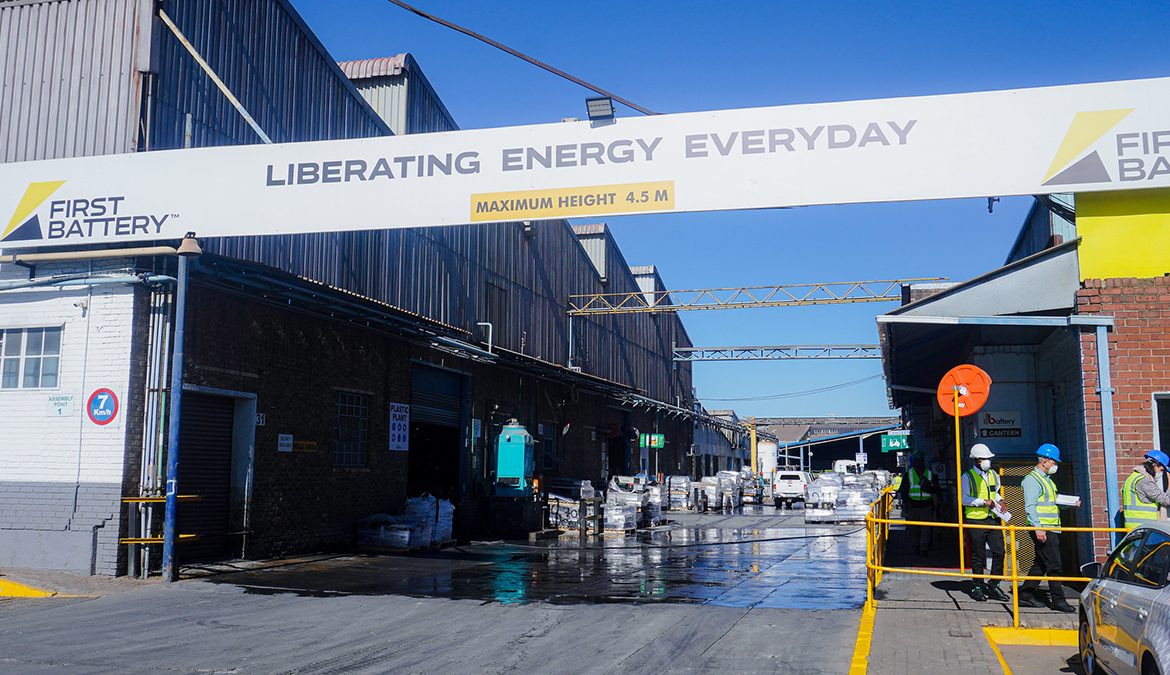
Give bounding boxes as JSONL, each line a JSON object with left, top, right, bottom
{"left": 0, "top": 579, "right": 56, "bottom": 598}
{"left": 983, "top": 626, "right": 1078, "bottom": 647}
{"left": 849, "top": 602, "right": 877, "bottom": 674}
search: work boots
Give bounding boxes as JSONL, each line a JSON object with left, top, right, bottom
{"left": 969, "top": 585, "right": 987, "bottom": 602}
{"left": 1050, "top": 599, "right": 1076, "bottom": 613}
{"left": 985, "top": 585, "right": 1011, "bottom": 602}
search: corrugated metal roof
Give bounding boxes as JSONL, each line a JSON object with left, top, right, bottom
{"left": 571, "top": 224, "right": 608, "bottom": 236}
{"left": 337, "top": 54, "right": 408, "bottom": 80}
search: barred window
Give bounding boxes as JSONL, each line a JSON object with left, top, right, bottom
{"left": 335, "top": 392, "right": 369, "bottom": 467}
{"left": 1, "top": 327, "right": 61, "bottom": 389}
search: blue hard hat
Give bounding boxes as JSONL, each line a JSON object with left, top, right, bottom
{"left": 1036, "top": 444, "right": 1061, "bottom": 462}
{"left": 1146, "top": 450, "right": 1170, "bottom": 467}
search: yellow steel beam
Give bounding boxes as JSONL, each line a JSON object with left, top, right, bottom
{"left": 567, "top": 278, "right": 945, "bottom": 315}
{"left": 121, "top": 495, "right": 202, "bottom": 503}
{"left": 119, "top": 534, "right": 199, "bottom": 545}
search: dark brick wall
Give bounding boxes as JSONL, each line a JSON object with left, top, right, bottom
{"left": 1078, "top": 275, "right": 1170, "bottom": 557}
{"left": 181, "top": 284, "right": 693, "bottom": 559}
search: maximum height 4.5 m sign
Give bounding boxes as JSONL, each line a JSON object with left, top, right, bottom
{"left": 2, "top": 77, "right": 1169, "bottom": 249}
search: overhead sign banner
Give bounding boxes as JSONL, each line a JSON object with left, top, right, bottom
{"left": 2, "top": 77, "right": 1169, "bottom": 249}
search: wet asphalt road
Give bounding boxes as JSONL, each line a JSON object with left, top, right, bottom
{"left": 0, "top": 506, "right": 867, "bottom": 673}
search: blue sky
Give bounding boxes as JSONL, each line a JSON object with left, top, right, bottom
{"left": 295, "top": 0, "right": 1170, "bottom": 418}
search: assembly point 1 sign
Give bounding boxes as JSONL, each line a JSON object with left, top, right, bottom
{"left": 1, "top": 77, "right": 1169, "bottom": 249}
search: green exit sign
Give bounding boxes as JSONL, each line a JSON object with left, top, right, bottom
{"left": 640, "top": 433, "right": 665, "bottom": 448}
{"left": 881, "top": 432, "right": 910, "bottom": 452}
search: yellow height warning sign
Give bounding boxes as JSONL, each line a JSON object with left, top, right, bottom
{"left": 470, "top": 181, "right": 674, "bottom": 222}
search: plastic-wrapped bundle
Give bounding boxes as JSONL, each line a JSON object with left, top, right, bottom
{"left": 548, "top": 479, "right": 595, "bottom": 500}
{"left": 642, "top": 501, "right": 662, "bottom": 527}
{"left": 605, "top": 504, "right": 638, "bottom": 530}
{"left": 356, "top": 514, "right": 414, "bottom": 548}
{"left": 836, "top": 489, "right": 880, "bottom": 521}
{"left": 434, "top": 500, "right": 455, "bottom": 542}
{"left": 646, "top": 484, "right": 665, "bottom": 504}
{"left": 667, "top": 475, "right": 692, "bottom": 510}
{"left": 607, "top": 488, "right": 646, "bottom": 508}
{"left": 548, "top": 495, "right": 582, "bottom": 530}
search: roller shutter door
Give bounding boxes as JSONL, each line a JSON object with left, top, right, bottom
{"left": 177, "top": 393, "right": 234, "bottom": 563}
{"left": 411, "top": 365, "right": 461, "bottom": 427}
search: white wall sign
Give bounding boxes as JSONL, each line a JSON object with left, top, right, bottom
{"left": 389, "top": 403, "right": 410, "bottom": 452}
{"left": 277, "top": 433, "right": 293, "bottom": 453}
{"left": 46, "top": 393, "right": 76, "bottom": 417}
{"left": 978, "top": 410, "right": 1023, "bottom": 438}
{"left": 2, "top": 78, "right": 1168, "bottom": 249}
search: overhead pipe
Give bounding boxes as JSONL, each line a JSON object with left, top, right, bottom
{"left": 3, "top": 246, "right": 179, "bottom": 264}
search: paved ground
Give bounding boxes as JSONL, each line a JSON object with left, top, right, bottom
{"left": 0, "top": 506, "right": 868, "bottom": 674}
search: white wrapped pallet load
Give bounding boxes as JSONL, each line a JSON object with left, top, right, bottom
{"left": 605, "top": 504, "right": 638, "bottom": 531}
{"left": 667, "top": 475, "right": 692, "bottom": 509}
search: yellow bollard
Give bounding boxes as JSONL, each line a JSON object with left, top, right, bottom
{"left": 1009, "top": 525, "right": 1020, "bottom": 628}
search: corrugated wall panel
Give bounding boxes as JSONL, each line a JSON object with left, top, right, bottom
{"left": 0, "top": 0, "right": 141, "bottom": 163}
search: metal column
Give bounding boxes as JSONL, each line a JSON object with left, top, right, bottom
{"left": 161, "top": 253, "right": 190, "bottom": 582}
{"left": 1095, "top": 324, "right": 1121, "bottom": 546}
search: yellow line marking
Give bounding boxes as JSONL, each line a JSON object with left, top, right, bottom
{"left": 983, "top": 626, "right": 1078, "bottom": 647}
{"left": 0, "top": 579, "right": 56, "bottom": 598}
{"left": 983, "top": 626, "right": 1014, "bottom": 675}
{"left": 849, "top": 602, "right": 876, "bottom": 674}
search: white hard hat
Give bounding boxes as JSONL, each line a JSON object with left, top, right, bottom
{"left": 969, "top": 443, "right": 995, "bottom": 459}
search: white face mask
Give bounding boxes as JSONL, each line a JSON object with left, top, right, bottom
{"left": 1046, "top": 464, "right": 1059, "bottom": 475}
{"left": 978, "top": 460, "right": 991, "bottom": 471}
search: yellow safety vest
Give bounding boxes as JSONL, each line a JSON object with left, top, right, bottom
{"left": 1025, "top": 469, "right": 1060, "bottom": 528}
{"left": 908, "top": 467, "right": 933, "bottom": 501}
{"left": 963, "top": 468, "right": 999, "bottom": 520}
{"left": 1122, "top": 470, "right": 1159, "bottom": 529}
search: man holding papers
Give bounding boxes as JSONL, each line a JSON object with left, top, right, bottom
{"left": 961, "top": 443, "right": 1010, "bottom": 602}
{"left": 1018, "top": 443, "right": 1080, "bottom": 613}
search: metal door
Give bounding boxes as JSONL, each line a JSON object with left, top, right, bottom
{"left": 177, "top": 392, "right": 234, "bottom": 563}
{"left": 411, "top": 365, "right": 462, "bottom": 427}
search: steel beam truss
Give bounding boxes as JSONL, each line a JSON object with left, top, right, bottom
{"left": 674, "top": 344, "right": 882, "bottom": 362}
{"left": 567, "top": 278, "right": 944, "bottom": 315}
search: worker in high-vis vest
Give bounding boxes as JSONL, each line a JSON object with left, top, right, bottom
{"left": 898, "top": 451, "right": 937, "bottom": 556}
{"left": 1122, "top": 450, "right": 1170, "bottom": 529}
{"left": 961, "top": 443, "right": 1010, "bottom": 603}
{"left": 1018, "top": 444, "right": 1079, "bottom": 613}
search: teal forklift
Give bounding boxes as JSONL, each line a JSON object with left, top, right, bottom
{"left": 488, "top": 419, "right": 543, "bottom": 535}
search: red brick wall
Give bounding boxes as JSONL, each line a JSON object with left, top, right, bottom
{"left": 1078, "top": 276, "right": 1170, "bottom": 557}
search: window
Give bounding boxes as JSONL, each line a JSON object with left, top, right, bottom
{"left": 1, "top": 327, "right": 61, "bottom": 389}
{"left": 1133, "top": 530, "right": 1170, "bottom": 589}
{"left": 334, "top": 392, "right": 369, "bottom": 467}
{"left": 1104, "top": 531, "right": 1146, "bottom": 583}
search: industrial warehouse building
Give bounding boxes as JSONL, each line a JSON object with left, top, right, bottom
{"left": 881, "top": 191, "right": 1170, "bottom": 566}
{"left": 0, "top": 0, "right": 733, "bottom": 575}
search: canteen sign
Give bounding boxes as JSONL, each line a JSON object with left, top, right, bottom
{"left": 2, "top": 77, "right": 1169, "bottom": 248}
{"left": 978, "top": 411, "right": 1022, "bottom": 438}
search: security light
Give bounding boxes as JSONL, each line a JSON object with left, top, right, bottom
{"left": 585, "top": 96, "right": 615, "bottom": 121}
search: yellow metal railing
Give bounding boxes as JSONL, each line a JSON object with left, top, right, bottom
{"left": 864, "top": 488, "right": 1127, "bottom": 627}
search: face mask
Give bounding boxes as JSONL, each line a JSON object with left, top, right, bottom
{"left": 1046, "top": 464, "right": 1058, "bottom": 475}
{"left": 978, "top": 460, "right": 991, "bottom": 471}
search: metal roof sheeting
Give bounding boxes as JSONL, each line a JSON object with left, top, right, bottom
{"left": 338, "top": 54, "right": 407, "bottom": 80}
{"left": 0, "top": 0, "right": 143, "bottom": 162}
{"left": 340, "top": 53, "right": 456, "bottom": 136}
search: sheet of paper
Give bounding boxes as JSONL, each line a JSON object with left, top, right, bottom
{"left": 1056, "top": 493, "right": 1080, "bottom": 506}
{"left": 991, "top": 504, "right": 1011, "bottom": 523}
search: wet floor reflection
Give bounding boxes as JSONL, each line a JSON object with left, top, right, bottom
{"left": 211, "top": 522, "right": 867, "bottom": 610}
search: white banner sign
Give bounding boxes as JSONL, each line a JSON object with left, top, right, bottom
{"left": 2, "top": 77, "right": 1169, "bottom": 249}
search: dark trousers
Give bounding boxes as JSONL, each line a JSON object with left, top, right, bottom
{"left": 1021, "top": 531, "right": 1065, "bottom": 601}
{"left": 904, "top": 499, "right": 934, "bottom": 552}
{"left": 967, "top": 517, "right": 1004, "bottom": 586}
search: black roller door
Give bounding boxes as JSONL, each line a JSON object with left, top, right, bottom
{"left": 411, "top": 365, "right": 462, "bottom": 427}
{"left": 177, "top": 392, "right": 234, "bottom": 563}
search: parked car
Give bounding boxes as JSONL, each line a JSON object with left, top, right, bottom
{"left": 1079, "top": 522, "right": 1170, "bottom": 675}
{"left": 772, "top": 471, "right": 811, "bottom": 508}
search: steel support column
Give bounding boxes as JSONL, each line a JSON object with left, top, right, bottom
{"left": 1095, "top": 324, "right": 1121, "bottom": 547}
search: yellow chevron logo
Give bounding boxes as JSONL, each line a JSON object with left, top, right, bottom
{"left": 1042, "top": 109, "right": 1134, "bottom": 185}
{"left": 3, "top": 180, "right": 65, "bottom": 241}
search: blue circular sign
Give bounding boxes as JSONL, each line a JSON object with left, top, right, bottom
{"left": 86, "top": 388, "right": 119, "bottom": 426}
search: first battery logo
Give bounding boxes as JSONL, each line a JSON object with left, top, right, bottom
{"left": 2, "top": 180, "right": 65, "bottom": 242}
{"left": 1042, "top": 108, "right": 1170, "bottom": 186}
{"left": 2, "top": 182, "right": 173, "bottom": 243}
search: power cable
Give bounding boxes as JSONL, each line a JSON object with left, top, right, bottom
{"left": 700, "top": 374, "right": 884, "bottom": 402}
{"left": 383, "top": 0, "right": 659, "bottom": 115}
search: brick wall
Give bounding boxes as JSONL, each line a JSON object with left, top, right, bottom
{"left": 1078, "top": 275, "right": 1170, "bottom": 557}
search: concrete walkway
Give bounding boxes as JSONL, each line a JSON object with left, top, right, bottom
{"left": 866, "top": 568, "right": 1083, "bottom": 674}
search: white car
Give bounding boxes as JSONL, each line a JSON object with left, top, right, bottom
{"left": 1080, "top": 522, "right": 1170, "bottom": 675}
{"left": 772, "top": 471, "right": 810, "bottom": 508}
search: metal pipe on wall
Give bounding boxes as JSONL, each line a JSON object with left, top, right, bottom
{"left": 1095, "top": 325, "right": 1122, "bottom": 548}
{"left": 161, "top": 253, "right": 190, "bottom": 582}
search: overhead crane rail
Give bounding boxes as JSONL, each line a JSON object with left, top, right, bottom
{"left": 567, "top": 278, "right": 945, "bottom": 315}
{"left": 674, "top": 344, "right": 882, "bottom": 362}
